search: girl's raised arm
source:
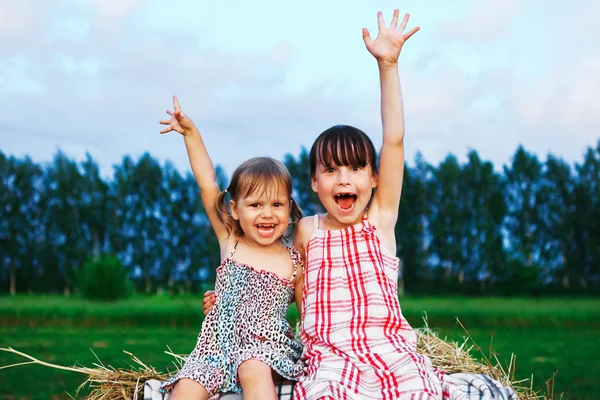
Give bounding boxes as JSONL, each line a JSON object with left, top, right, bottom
{"left": 160, "top": 95, "right": 229, "bottom": 241}
{"left": 363, "top": 10, "right": 419, "bottom": 229}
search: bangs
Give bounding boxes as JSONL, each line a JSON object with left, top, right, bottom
{"left": 310, "top": 125, "right": 377, "bottom": 177}
{"left": 238, "top": 175, "right": 288, "bottom": 200}
{"left": 234, "top": 158, "right": 292, "bottom": 201}
{"left": 316, "top": 134, "right": 371, "bottom": 169}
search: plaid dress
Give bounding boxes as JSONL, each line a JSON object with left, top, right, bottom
{"left": 294, "top": 215, "right": 467, "bottom": 400}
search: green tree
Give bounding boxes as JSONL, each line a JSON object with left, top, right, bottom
{"left": 395, "top": 153, "right": 430, "bottom": 294}
{"left": 538, "top": 155, "right": 574, "bottom": 288}
{"left": 572, "top": 141, "right": 600, "bottom": 289}
{"left": 125, "top": 153, "right": 165, "bottom": 294}
{"left": 429, "top": 154, "right": 465, "bottom": 284}
{"left": 0, "top": 156, "right": 44, "bottom": 294}
{"left": 44, "top": 151, "right": 88, "bottom": 295}
{"left": 460, "top": 151, "right": 506, "bottom": 291}
{"left": 79, "top": 154, "right": 110, "bottom": 259}
{"left": 503, "top": 146, "right": 544, "bottom": 292}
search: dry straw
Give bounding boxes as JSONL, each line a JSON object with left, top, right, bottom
{"left": 1, "top": 319, "right": 552, "bottom": 400}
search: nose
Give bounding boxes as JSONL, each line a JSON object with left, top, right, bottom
{"left": 261, "top": 206, "right": 273, "bottom": 217}
{"left": 337, "top": 168, "right": 351, "bottom": 185}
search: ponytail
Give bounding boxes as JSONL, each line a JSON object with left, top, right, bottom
{"left": 284, "top": 196, "right": 304, "bottom": 241}
{"left": 215, "top": 189, "right": 239, "bottom": 238}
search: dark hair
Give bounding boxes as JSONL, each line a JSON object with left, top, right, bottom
{"left": 309, "top": 125, "right": 378, "bottom": 178}
{"left": 216, "top": 157, "right": 303, "bottom": 240}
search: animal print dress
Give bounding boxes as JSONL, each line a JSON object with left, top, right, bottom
{"left": 161, "top": 240, "right": 305, "bottom": 396}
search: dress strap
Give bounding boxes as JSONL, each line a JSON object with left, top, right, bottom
{"left": 287, "top": 246, "right": 301, "bottom": 282}
{"left": 313, "top": 214, "right": 320, "bottom": 229}
{"left": 361, "top": 213, "right": 370, "bottom": 225}
{"left": 229, "top": 239, "right": 239, "bottom": 258}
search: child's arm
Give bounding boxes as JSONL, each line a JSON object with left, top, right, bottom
{"left": 292, "top": 217, "right": 313, "bottom": 317}
{"left": 293, "top": 231, "right": 306, "bottom": 317}
{"left": 294, "top": 270, "right": 304, "bottom": 316}
{"left": 363, "top": 10, "right": 419, "bottom": 230}
{"left": 160, "top": 96, "right": 229, "bottom": 241}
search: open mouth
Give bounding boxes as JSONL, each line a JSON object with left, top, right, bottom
{"left": 334, "top": 193, "right": 357, "bottom": 212}
{"left": 256, "top": 224, "right": 276, "bottom": 237}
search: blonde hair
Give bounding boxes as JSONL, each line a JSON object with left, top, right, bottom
{"left": 216, "top": 157, "right": 303, "bottom": 240}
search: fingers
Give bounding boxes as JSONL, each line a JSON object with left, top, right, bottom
{"left": 398, "top": 13, "right": 409, "bottom": 33}
{"left": 173, "top": 95, "right": 181, "bottom": 113}
{"left": 202, "top": 292, "right": 217, "bottom": 316}
{"left": 160, "top": 114, "right": 173, "bottom": 134}
{"left": 377, "top": 11, "right": 385, "bottom": 32}
{"left": 202, "top": 297, "right": 215, "bottom": 308}
{"left": 362, "top": 28, "right": 373, "bottom": 47}
{"left": 390, "top": 9, "right": 399, "bottom": 29}
{"left": 404, "top": 26, "right": 420, "bottom": 41}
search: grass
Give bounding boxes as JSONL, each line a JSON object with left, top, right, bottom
{"left": 2, "top": 294, "right": 599, "bottom": 328}
{"left": 1, "top": 325, "right": 596, "bottom": 400}
{"left": 0, "top": 295, "right": 598, "bottom": 399}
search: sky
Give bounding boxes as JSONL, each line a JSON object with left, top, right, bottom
{"left": 1, "top": 0, "right": 599, "bottom": 178}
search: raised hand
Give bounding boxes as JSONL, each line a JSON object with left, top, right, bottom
{"left": 159, "top": 95, "right": 197, "bottom": 136}
{"left": 362, "top": 9, "right": 419, "bottom": 65}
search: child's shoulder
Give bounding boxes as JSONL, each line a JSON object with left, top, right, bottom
{"left": 293, "top": 215, "right": 317, "bottom": 253}
{"left": 297, "top": 215, "right": 318, "bottom": 236}
{"left": 298, "top": 215, "right": 315, "bottom": 228}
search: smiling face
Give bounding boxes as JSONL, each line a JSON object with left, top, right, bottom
{"left": 231, "top": 185, "right": 291, "bottom": 247}
{"left": 309, "top": 125, "right": 378, "bottom": 228}
{"left": 312, "top": 163, "right": 377, "bottom": 228}
{"left": 223, "top": 157, "right": 299, "bottom": 246}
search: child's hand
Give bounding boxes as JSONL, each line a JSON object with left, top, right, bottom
{"left": 363, "top": 9, "right": 419, "bottom": 66}
{"left": 203, "top": 290, "right": 217, "bottom": 315}
{"left": 160, "top": 95, "right": 197, "bottom": 137}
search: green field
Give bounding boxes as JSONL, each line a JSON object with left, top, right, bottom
{"left": 1, "top": 295, "right": 598, "bottom": 399}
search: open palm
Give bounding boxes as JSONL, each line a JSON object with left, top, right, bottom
{"left": 159, "top": 95, "right": 196, "bottom": 136}
{"left": 363, "top": 10, "right": 419, "bottom": 64}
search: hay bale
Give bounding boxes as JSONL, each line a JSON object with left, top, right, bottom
{"left": 1, "top": 321, "right": 548, "bottom": 400}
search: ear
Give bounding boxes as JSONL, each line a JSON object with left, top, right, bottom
{"left": 371, "top": 171, "right": 378, "bottom": 189}
{"left": 230, "top": 199, "right": 239, "bottom": 220}
{"left": 311, "top": 177, "right": 318, "bottom": 193}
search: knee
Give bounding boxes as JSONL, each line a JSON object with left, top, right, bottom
{"left": 170, "top": 378, "right": 209, "bottom": 400}
{"left": 238, "top": 359, "right": 274, "bottom": 387}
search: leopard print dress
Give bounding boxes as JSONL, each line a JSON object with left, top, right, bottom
{"left": 160, "top": 240, "right": 305, "bottom": 396}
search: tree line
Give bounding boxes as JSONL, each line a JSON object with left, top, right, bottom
{"left": 1, "top": 140, "right": 599, "bottom": 296}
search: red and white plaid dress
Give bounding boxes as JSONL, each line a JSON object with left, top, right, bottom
{"left": 294, "top": 215, "right": 467, "bottom": 400}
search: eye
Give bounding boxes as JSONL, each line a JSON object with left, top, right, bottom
{"left": 274, "top": 202, "right": 284, "bottom": 207}
{"left": 326, "top": 167, "right": 335, "bottom": 173}
{"left": 352, "top": 165, "right": 361, "bottom": 172}
{"left": 250, "top": 203, "right": 260, "bottom": 208}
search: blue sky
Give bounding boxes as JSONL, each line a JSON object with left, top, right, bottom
{"left": 1, "top": 0, "right": 598, "bottom": 177}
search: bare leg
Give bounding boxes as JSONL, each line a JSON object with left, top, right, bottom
{"left": 238, "top": 359, "right": 277, "bottom": 400}
{"left": 169, "top": 378, "right": 210, "bottom": 400}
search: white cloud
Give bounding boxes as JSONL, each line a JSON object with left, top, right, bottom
{"left": 0, "top": 0, "right": 599, "bottom": 181}
{"left": 0, "top": 0, "right": 39, "bottom": 37}
{"left": 92, "top": 0, "right": 147, "bottom": 18}
{"left": 436, "top": 0, "right": 522, "bottom": 44}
